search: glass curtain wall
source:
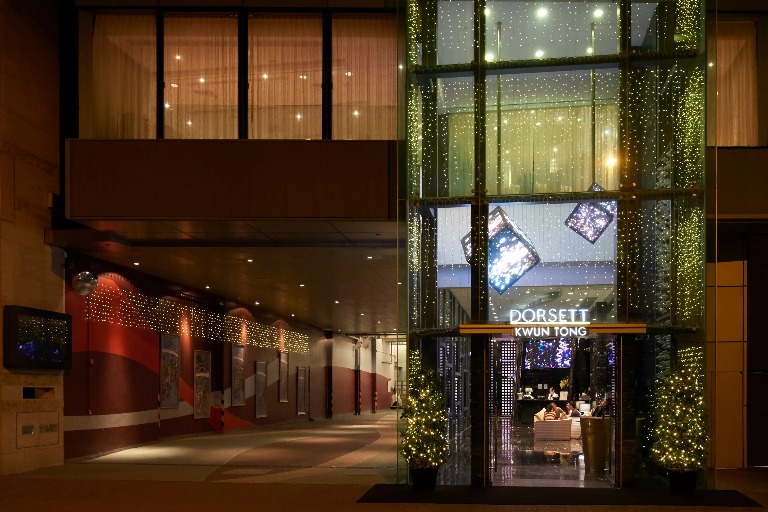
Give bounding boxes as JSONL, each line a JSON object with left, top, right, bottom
{"left": 406, "top": 0, "right": 705, "bottom": 487}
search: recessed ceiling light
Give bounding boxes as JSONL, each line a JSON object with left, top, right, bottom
{"left": 164, "top": 103, "right": 171, "bottom": 109}
{"left": 133, "top": 262, "right": 139, "bottom": 266}
{"left": 344, "top": 71, "right": 352, "bottom": 77}
{"left": 254, "top": 301, "right": 259, "bottom": 305}
{"left": 360, "top": 313, "right": 365, "bottom": 316}
{"left": 247, "top": 259, "right": 253, "bottom": 263}
{"left": 299, "top": 74, "right": 307, "bottom": 79}
{"left": 175, "top": 55, "right": 181, "bottom": 60}
{"left": 299, "top": 284, "right": 305, "bottom": 287}
{"left": 262, "top": 73, "right": 268, "bottom": 79}
{"left": 170, "top": 83, "right": 178, "bottom": 88}
{"left": 205, "top": 285, "right": 210, "bottom": 289}
{"left": 335, "top": 300, "right": 339, "bottom": 304}
{"left": 199, "top": 77, "right": 205, "bottom": 83}
{"left": 397, "top": 282, "right": 402, "bottom": 285}
{"left": 367, "top": 256, "right": 373, "bottom": 259}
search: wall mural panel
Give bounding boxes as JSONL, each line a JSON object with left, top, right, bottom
{"left": 255, "top": 361, "right": 267, "bottom": 418}
{"left": 231, "top": 344, "right": 245, "bottom": 406}
{"left": 194, "top": 350, "right": 211, "bottom": 419}
{"left": 297, "top": 366, "right": 307, "bottom": 415}
{"left": 159, "top": 334, "right": 180, "bottom": 408}
{"left": 279, "top": 351, "right": 289, "bottom": 403}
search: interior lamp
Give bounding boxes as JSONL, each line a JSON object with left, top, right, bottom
{"left": 565, "top": 182, "right": 616, "bottom": 244}
{"left": 461, "top": 206, "right": 540, "bottom": 294}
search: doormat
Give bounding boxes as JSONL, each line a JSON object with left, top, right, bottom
{"left": 358, "top": 484, "right": 761, "bottom": 507}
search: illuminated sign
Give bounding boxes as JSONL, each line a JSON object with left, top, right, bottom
{"left": 509, "top": 308, "right": 590, "bottom": 337}
{"left": 509, "top": 308, "right": 590, "bottom": 324}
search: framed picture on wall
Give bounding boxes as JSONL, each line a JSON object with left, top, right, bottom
{"left": 194, "top": 350, "right": 211, "bottom": 419}
{"left": 159, "top": 334, "right": 180, "bottom": 408}
{"left": 255, "top": 361, "right": 267, "bottom": 418}
{"left": 278, "top": 351, "right": 289, "bottom": 403}
{"left": 297, "top": 366, "right": 307, "bottom": 415}
{"left": 231, "top": 344, "right": 246, "bottom": 407}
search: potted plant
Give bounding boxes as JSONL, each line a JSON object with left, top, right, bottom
{"left": 651, "top": 363, "right": 708, "bottom": 493}
{"left": 401, "top": 350, "right": 448, "bottom": 491}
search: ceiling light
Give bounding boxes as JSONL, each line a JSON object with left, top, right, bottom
{"left": 353, "top": 110, "right": 360, "bottom": 117}
{"left": 291, "top": 314, "right": 295, "bottom": 317}
{"left": 262, "top": 73, "right": 268, "bottom": 79}
{"left": 205, "top": 285, "right": 210, "bottom": 289}
{"left": 367, "top": 256, "right": 373, "bottom": 259}
{"left": 708, "top": 62, "right": 714, "bottom": 67}
{"left": 335, "top": 300, "right": 339, "bottom": 304}
{"left": 175, "top": 55, "right": 181, "bottom": 60}
{"left": 299, "top": 74, "right": 307, "bottom": 79}
{"left": 247, "top": 259, "right": 253, "bottom": 263}
{"left": 296, "top": 113, "right": 302, "bottom": 120}
{"left": 299, "top": 284, "right": 305, "bottom": 287}
{"left": 170, "top": 83, "right": 178, "bottom": 88}
{"left": 199, "top": 77, "right": 205, "bottom": 83}
{"left": 254, "top": 301, "right": 259, "bottom": 305}
{"left": 187, "top": 120, "right": 192, "bottom": 126}
{"left": 344, "top": 71, "right": 353, "bottom": 77}
{"left": 133, "top": 262, "right": 139, "bottom": 266}
{"left": 594, "top": 8, "right": 604, "bottom": 18}
{"left": 164, "top": 103, "right": 171, "bottom": 109}
{"left": 536, "top": 7, "right": 548, "bottom": 18}
{"left": 360, "top": 313, "right": 365, "bottom": 316}
{"left": 398, "top": 64, "right": 403, "bottom": 70}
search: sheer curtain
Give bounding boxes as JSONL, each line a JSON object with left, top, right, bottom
{"left": 89, "top": 15, "right": 156, "bottom": 139}
{"left": 451, "top": 104, "right": 619, "bottom": 196}
{"left": 249, "top": 15, "right": 322, "bottom": 139}
{"left": 164, "top": 15, "right": 238, "bottom": 139}
{"left": 716, "top": 20, "right": 758, "bottom": 147}
{"left": 332, "top": 14, "right": 397, "bottom": 140}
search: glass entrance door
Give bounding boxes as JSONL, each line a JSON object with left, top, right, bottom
{"left": 491, "top": 335, "right": 616, "bottom": 487}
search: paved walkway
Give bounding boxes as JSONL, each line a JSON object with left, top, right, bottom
{"left": 1, "top": 410, "right": 766, "bottom": 512}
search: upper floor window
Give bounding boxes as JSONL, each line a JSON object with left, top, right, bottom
{"left": 249, "top": 14, "right": 322, "bottom": 140}
{"left": 714, "top": 20, "right": 759, "bottom": 147}
{"left": 164, "top": 14, "right": 238, "bottom": 139}
{"left": 81, "top": 14, "right": 156, "bottom": 139}
{"left": 79, "top": 10, "right": 397, "bottom": 141}
{"left": 332, "top": 14, "right": 398, "bottom": 140}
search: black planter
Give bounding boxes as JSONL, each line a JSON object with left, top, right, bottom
{"left": 410, "top": 466, "right": 439, "bottom": 491}
{"left": 668, "top": 470, "right": 698, "bottom": 494}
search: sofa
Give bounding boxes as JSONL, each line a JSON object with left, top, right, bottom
{"left": 533, "top": 417, "right": 582, "bottom": 440}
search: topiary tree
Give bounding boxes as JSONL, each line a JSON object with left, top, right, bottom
{"left": 651, "top": 361, "right": 708, "bottom": 473}
{"left": 401, "top": 350, "right": 448, "bottom": 469}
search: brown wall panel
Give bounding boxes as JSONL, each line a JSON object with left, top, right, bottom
{"left": 64, "top": 423, "right": 159, "bottom": 460}
{"left": 707, "top": 148, "right": 768, "bottom": 218}
{"left": 67, "top": 140, "right": 395, "bottom": 220}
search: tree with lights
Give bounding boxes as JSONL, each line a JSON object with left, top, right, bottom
{"left": 401, "top": 350, "right": 448, "bottom": 489}
{"left": 651, "top": 360, "right": 708, "bottom": 492}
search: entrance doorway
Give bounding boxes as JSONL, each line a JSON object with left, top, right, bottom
{"left": 490, "top": 335, "right": 616, "bottom": 487}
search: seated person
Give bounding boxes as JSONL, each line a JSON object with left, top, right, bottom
{"left": 546, "top": 387, "right": 559, "bottom": 400}
{"left": 592, "top": 399, "right": 607, "bottom": 417}
{"left": 550, "top": 401, "right": 565, "bottom": 419}
{"left": 543, "top": 403, "right": 557, "bottom": 421}
{"left": 565, "top": 401, "right": 581, "bottom": 417}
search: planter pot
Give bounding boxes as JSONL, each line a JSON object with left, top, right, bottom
{"left": 410, "top": 466, "right": 439, "bottom": 491}
{"left": 668, "top": 470, "right": 698, "bottom": 494}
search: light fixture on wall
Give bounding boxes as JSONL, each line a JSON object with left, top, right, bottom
{"left": 461, "top": 206, "right": 540, "bottom": 294}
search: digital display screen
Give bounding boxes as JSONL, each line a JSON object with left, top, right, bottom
{"left": 564, "top": 183, "right": 616, "bottom": 244}
{"left": 3, "top": 306, "right": 72, "bottom": 371}
{"left": 524, "top": 338, "right": 572, "bottom": 369}
{"left": 461, "top": 206, "right": 540, "bottom": 294}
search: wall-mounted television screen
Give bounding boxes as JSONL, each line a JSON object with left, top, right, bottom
{"left": 3, "top": 305, "right": 72, "bottom": 371}
{"left": 524, "top": 338, "right": 572, "bottom": 369}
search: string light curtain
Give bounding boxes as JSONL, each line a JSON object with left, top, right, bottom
{"left": 164, "top": 14, "right": 238, "bottom": 139}
{"left": 249, "top": 14, "right": 322, "bottom": 139}
{"left": 332, "top": 14, "right": 397, "bottom": 140}
{"left": 89, "top": 15, "right": 156, "bottom": 139}
{"left": 716, "top": 20, "right": 758, "bottom": 147}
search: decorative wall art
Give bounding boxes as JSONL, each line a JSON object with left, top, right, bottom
{"left": 193, "top": 350, "right": 211, "bottom": 419}
{"left": 231, "top": 344, "right": 245, "bottom": 406}
{"left": 279, "top": 351, "right": 289, "bottom": 403}
{"left": 159, "top": 334, "right": 180, "bottom": 408}
{"left": 297, "top": 366, "right": 307, "bottom": 415}
{"left": 255, "top": 361, "right": 267, "bottom": 418}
